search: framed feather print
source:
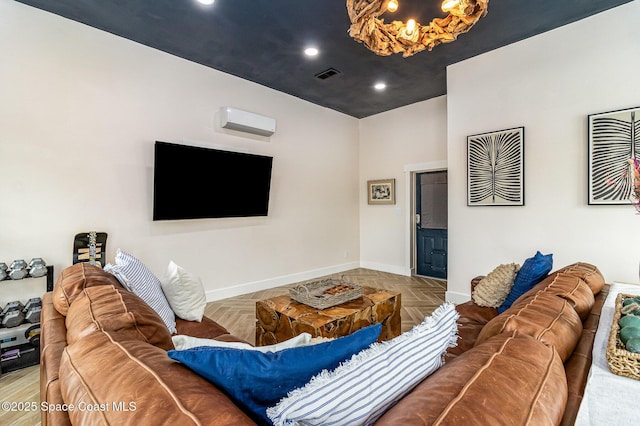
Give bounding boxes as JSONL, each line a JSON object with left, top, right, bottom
{"left": 588, "top": 106, "right": 640, "bottom": 205}
{"left": 467, "top": 127, "right": 524, "bottom": 206}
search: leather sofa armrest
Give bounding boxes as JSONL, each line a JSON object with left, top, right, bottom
{"left": 560, "top": 284, "right": 609, "bottom": 426}
{"left": 471, "top": 276, "right": 484, "bottom": 293}
{"left": 41, "top": 292, "right": 72, "bottom": 426}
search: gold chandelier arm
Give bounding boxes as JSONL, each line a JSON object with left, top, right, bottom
{"left": 347, "top": 0, "right": 489, "bottom": 57}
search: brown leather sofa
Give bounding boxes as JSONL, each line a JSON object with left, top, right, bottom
{"left": 40, "top": 263, "right": 255, "bottom": 426}
{"left": 375, "top": 262, "right": 607, "bottom": 426}
{"left": 41, "top": 261, "right": 606, "bottom": 425}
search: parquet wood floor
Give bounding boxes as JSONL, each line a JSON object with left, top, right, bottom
{"left": 0, "top": 268, "right": 445, "bottom": 425}
{"left": 206, "top": 268, "right": 447, "bottom": 344}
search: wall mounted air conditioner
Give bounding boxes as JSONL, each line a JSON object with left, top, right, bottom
{"left": 220, "top": 107, "right": 276, "bottom": 137}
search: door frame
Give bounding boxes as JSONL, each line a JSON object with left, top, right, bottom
{"left": 403, "top": 161, "right": 447, "bottom": 276}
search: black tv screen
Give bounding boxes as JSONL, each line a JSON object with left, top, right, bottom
{"left": 153, "top": 141, "right": 273, "bottom": 220}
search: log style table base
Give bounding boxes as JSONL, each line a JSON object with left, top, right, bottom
{"left": 255, "top": 287, "right": 401, "bottom": 346}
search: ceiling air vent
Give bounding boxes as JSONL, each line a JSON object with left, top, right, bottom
{"left": 314, "top": 68, "right": 341, "bottom": 80}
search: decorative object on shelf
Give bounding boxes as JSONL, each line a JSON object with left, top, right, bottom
{"left": 88, "top": 232, "right": 97, "bottom": 265}
{"left": 607, "top": 293, "right": 640, "bottom": 380}
{"left": 467, "top": 126, "right": 524, "bottom": 206}
{"left": 8, "top": 259, "right": 28, "bottom": 280}
{"left": 588, "top": 105, "right": 640, "bottom": 205}
{"left": 346, "top": 0, "right": 489, "bottom": 57}
{"left": 367, "top": 178, "right": 395, "bottom": 205}
{"left": 629, "top": 158, "right": 640, "bottom": 213}
{"left": 73, "top": 232, "right": 108, "bottom": 267}
{"left": 0, "top": 263, "right": 7, "bottom": 281}
{"left": 27, "top": 258, "right": 47, "bottom": 278}
{"left": 289, "top": 277, "right": 363, "bottom": 310}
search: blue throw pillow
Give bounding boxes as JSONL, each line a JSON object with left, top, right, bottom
{"left": 497, "top": 251, "right": 553, "bottom": 313}
{"left": 168, "top": 323, "right": 382, "bottom": 425}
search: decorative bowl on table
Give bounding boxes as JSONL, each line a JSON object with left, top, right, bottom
{"left": 607, "top": 293, "right": 640, "bottom": 380}
{"left": 289, "top": 278, "right": 363, "bottom": 310}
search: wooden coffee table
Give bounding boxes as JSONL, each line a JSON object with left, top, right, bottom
{"left": 255, "top": 287, "right": 401, "bottom": 346}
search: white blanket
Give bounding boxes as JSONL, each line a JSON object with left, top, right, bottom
{"left": 574, "top": 283, "right": 640, "bottom": 425}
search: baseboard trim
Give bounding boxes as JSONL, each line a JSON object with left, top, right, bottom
{"left": 205, "top": 262, "right": 361, "bottom": 302}
{"left": 446, "top": 290, "right": 471, "bottom": 305}
{"left": 359, "top": 261, "right": 411, "bottom": 277}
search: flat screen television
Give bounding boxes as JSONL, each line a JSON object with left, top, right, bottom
{"left": 153, "top": 141, "right": 273, "bottom": 220}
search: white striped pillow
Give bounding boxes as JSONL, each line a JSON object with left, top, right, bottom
{"left": 267, "top": 303, "right": 459, "bottom": 426}
{"left": 105, "top": 249, "right": 176, "bottom": 334}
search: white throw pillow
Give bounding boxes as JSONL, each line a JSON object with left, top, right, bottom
{"left": 160, "top": 261, "right": 207, "bottom": 322}
{"left": 172, "top": 333, "right": 313, "bottom": 352}
{"left": 104, "top": 249, "right": 176, "bottom": 334}
{"left": 267, "top": 303, "right": 459, "bottom": 426}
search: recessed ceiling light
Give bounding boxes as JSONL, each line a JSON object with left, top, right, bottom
{"left": 197, "top": 0, "right": 215, "bottom": 5}
{"left": 374, "top": 82, "right": 387, "bottom": 91}
{"left": 304, "top": 47, "right": 319, "bottom": 57}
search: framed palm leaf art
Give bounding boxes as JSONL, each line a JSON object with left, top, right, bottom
{"left": 588, "top": 106, "right": 640, "bottom": 205}
{"left": 467, "top": 127, "right": 524, "bottom": 206}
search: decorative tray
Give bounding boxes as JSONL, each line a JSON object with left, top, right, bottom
{"left": 289, "top": 277, "right": 363, "bottom": 310}
{"left": 606, "top": 293, "right": 640, "bottom": 380}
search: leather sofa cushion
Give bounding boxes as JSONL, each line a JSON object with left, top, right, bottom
{"left": 514, "top": 273, "right": 595, "bottom": 321}
{"left": 446, "top": 301, "right": 498, "bottom": 359}
{"left": 554, "top": 262, "right": 605, "bottom": 295}
{"left": 66, "top": 285, "right": 174, "bottom": 351}
{"left": 175, "top": 316, "right": 235, "bottom": 341}
{"left": 455, "top": 300, "right": 499, "bottom": 324}
{"left": 445, "top": 317, "right": 484, "bottom": 360}
{"left": 59, "top": 331, "right": 255, "bottom": 426}
{"left": 375, "top": 332, "right": 567, "bottom": 425}
{"left": 475, "top": 293, "right": 582, "bottom": 362}
{"left": 52, "top": 263, "right": 123, "bottom": 316}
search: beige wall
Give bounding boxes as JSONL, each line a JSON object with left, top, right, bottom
{"left": 3, "top": 1, "right": 638, "bottom": 303}
{"left": 0, "top": 2, "right": 360, "bottom": 300}
{"left": 358, "top": 97, "right": 448, "bottom": 275}
{"left": 446, "top": 0, "right": 640, "bottom": 301}
{"left": 356, "top": 1, "right": 640, "bottom": 301}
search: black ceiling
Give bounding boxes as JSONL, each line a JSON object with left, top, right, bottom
{"left": 15, "top": 0, "right": 633, "bottom": 118}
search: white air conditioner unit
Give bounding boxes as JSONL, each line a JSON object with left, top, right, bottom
{"left": 220, "top": 107, "right": 276, "bottom": 137}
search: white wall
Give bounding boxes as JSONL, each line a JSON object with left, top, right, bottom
{"left": 0, "top": 2, "right": 360, "bottom": 300}
{"left": 446, "top": 0, "right": 640, "bottom": 301}
{"left": 359, "top": 96, "right": 448, "bottom": 275}
{"left": 4, "top": 1, "right": 637, "bottom": 304}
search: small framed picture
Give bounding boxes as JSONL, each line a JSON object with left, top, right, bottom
{"left": 368, "top": 179, "right": 395, "bottom": 205}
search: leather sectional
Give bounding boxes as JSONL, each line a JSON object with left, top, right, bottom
{"left": 40, "top": 261, "right": 606, "bottom": 425}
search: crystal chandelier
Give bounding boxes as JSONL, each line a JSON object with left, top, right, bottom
{"left": 347, "top": 0, "right": 489, "bottom": 57}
